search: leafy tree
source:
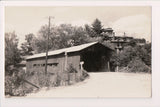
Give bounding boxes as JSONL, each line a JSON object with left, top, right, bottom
{"left": 34, "top": 24, "right": 72, "bottom": 52}
{"left": 52, "top": 24, "right": 73, "bottom": 49}
{"left": 33, "top": 24, "right": 89, "bottom": 53}
{"left": 128, "top": 57, "right": 150, "bottom": 73}
{"left": 20, "top": 33, "right": 35, "bottom": 56}
{"left": 70, "top": 27, "right": 89, "bottom": 46}
{"left": 110, "top": 46, "right": 135, "bottom": 70}
{"left": 110, "top": 42, "right": 151, "bottom": 72}
{"left": 5, "top": 32, "right": 21, "bottom": 75}
{"left": 32, "top": 25, "right": 54, "bottom": 53}
{"left": 135, "top": 43, "right": 151, "bottom": 66}
{"left": 85, "top": 24, "right": 97, "bottom": 38}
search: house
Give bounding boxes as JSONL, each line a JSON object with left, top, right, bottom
{"left": 26, "top": 41, "right": 113, "bottom": 77}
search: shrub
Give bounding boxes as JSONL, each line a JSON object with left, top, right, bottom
{"left": 66, "top": 64, "right": 78, "bottom": 84}
{"left": 67, "top": 64, "right": 78, "bottom": 73}
{"left": 128, "top": 57, "right": 151, "bottom": 73}
{"left": 5, "top": 68, "right": 26, "bottom": 96}
{"left": 5, "top": 64, "right": 89, "bottom": 97}
{"left": 66, "top": 64, "right": 89, "bottom": 84}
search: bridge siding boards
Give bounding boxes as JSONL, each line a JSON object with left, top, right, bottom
{"left": 26, "top": 42, "right": 113, "bottom": 76}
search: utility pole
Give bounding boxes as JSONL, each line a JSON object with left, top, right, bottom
{"left": 45, "top": 16, "right": 54, "bottom": 75}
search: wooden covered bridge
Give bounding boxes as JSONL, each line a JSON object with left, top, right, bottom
{"left": 26, "top": 41, "right": 113, "bottom": 75}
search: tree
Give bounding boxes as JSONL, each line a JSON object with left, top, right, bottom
{"left": 33, "top": 24, "right": 89, "bottom": 53}
{"left": 128, "top": 57, "right": 150, "bottom": 73}
{"left": 70, "top": 27, "right": 89, "bottom": 46}
{"left": 136, "top": 43, "right": 151, "bottom": 67}
{"left": 143, "top": 43, "right": 151, "bottom": 66}
{"left": 91, "top": 18, "right": 103, "bottom": 36}
{"left": 34, "top": 24, "right": 72, "bottom": 53}
{"left": 85, "top": 24, "right": 97, "bottom": 38}
{"left": 20, "top": 33, "right": 35, "bottom": 56}
{"left": 85, "top": 19, "right": 103, "bottom": 38}
{"left": 110, "top": 41, "right": 151, "bottom": 72}
{"left": 5, "top": 32, "right": 21, "bottom": 75}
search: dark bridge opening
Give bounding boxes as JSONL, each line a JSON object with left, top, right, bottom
{"left": 80, "top": 44, "right": 111, "bottom": 72}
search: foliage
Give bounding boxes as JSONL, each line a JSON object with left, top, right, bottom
{"left": 128, "top": 57, "right": 151, "bottom": 73}
{"left": 124, "top": 38, "right": 146, "bottom": 47}
{"left": 23, "top": 19, "right": 104, "bottom": 53}
{"left": 32, "top": 24, "right": 89, "bottom": 53}
{"left": 85, "top": 24, "right": 97, "bottom": 37}
{"left": 142, "top": 43, "right": 151, "bottom": 66}
{"left": 67, "top": 64, "right": 78, "bottom": 73}
{"left": 91, "top": 18, "right": 103, "bottom": 35}
{"left": 66, "top": 64, "right": 89, "bottom": 84}
{"left": 20, "top": 33, "right": 35, "bottom": 56}
{"left": 110, "top": 43, "right": 151, "bottom": 73}
{"left": 85, "top": 18, "right": 103, "bottom": 38}
{"left": 5, "top": 32, "right": 28, "bottom": 96}
{"left": 70, "top": 27, "right": 89, "bottom": 46}
{"left": 5, "top": 32, "right": 21, "bottom": 75}
{"left": 5, "top": 68, "right": 26, "bottom": 96}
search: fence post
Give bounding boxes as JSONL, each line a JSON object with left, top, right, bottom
{"left": 80, "top": 61, "right": 84, "bottom": 77}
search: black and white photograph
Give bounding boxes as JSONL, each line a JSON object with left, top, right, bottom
{"left": 4, "top": 6, "right": 152, "bottom": 98}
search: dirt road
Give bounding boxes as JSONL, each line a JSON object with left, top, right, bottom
{"left": 26, "top": 72, "right": 151, "bottom": 98}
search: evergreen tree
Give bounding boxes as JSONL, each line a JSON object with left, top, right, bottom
{"left": 91, "top": 18, "right": 103, "bottom": 36}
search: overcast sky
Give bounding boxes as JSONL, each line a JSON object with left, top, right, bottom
{"left": 5, "top": 6, "right": 151, "bottom": 47}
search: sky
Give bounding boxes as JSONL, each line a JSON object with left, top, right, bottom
{"left": 5, "top": 6, "right": 151, "bottom": 47}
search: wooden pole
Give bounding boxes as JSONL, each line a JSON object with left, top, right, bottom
{"left": 108, "top": 61, "right": 110, "bottom": 72}
{"left": 64, "top": 52, "right": 68, "bottom": 71}
{"left": 45, "top": 16, "right": 51, "bottom": 75}
{"left": 116, "top": 48, "right": 119, "bottom": 72}
{"left": 64, "top": 52, "right": 69, "bottom": 85}
{"left": 80, "top": 61, "right": 84, "bottom": 76}
{"left": 116, "top": 39, "right": 120, "bottom": 72}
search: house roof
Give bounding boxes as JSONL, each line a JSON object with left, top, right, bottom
{"left": 103, "top": 28, "right": 113, "bottom": 32}
{"left": 26, "top": 41, "right": 112, "bottom": 60}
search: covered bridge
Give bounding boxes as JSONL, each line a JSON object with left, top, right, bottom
{"left": 26, "top": 41, "right": 113, "bottom": 75}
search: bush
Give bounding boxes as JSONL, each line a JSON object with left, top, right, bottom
{"left": 66, "top": 64, "right": 89, "bottom": 84}
{"left": 67, "top": 64, "right": 78, "bottom": 73}
{"left": 25, "top": 71, "right": 55, "bottom": 88}
{"left": 5, "top": 64, "right": 89, "bottom": 97}
{"left": 5, "top": 68, "right": 27, "bottom": 96}
{"left": 66, "top": 64, "right": 78, "bottom": 84}
{"left": 128, "top": 57, "right": 151, "bottom": 73}
{"left": 110, "top": 42, "right": 151, "bottom": 72}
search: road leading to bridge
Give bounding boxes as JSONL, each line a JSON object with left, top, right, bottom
{"left": 27, "top": 72, "right": 151, "bottom": 98}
